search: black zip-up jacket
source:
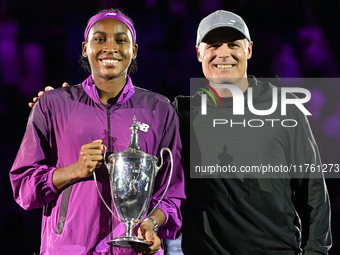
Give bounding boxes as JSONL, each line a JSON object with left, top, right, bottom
{"left": 172, "top": 76, "right": 332, "bottom": 255}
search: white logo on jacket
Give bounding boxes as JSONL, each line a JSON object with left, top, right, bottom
{"left": 136, "top": 122, "right": 149, "bottom": 132}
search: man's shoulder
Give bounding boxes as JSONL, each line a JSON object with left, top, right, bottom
{"left": 172, "top": 93, "right": 201, "bottom": 113}
{"left": 172, "top": 95, "right": 191, "bottom": 113}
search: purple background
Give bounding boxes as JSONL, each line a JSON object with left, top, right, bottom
{"left": 1, "top": 0, "right": 339, "bottom": 254}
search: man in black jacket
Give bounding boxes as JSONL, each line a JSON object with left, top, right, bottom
{"left": 173, "top": 10, "right": 331, "bottom": 255}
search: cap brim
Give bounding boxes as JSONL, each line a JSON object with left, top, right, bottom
{"left": 197, "top": 25, "right": 248, "bottom": 45}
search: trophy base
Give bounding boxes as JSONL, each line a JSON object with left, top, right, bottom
{"left": 107, "top": 236, "right": 150, "bottom": 249}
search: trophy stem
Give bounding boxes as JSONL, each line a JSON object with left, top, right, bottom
{"left": 125, "top": 220, "right": 135, "bottom": 238}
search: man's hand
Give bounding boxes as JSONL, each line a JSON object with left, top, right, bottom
{"left": 131, "top": 220, "right": 161, "bottom": 254}
{"left": 28, "top": 82, "right": 69, "bottom": 108}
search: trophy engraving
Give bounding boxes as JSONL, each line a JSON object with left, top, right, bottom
{"left": 93, "top": 116, "right": 173, "bottom": 248}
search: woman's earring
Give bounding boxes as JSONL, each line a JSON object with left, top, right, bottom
{"left": 84, "top": 53, "right": 87, "bottom": 57}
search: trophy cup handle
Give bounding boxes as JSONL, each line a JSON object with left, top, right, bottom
{"left": 144, "top": 147, "right": 174, "bottom": 219}
{"left": 93, "top": 144, "right": 123, "bottom": 223}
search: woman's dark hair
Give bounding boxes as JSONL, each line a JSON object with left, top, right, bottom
{"left": 80, "top": 8, "right": 137, "bottom": 75}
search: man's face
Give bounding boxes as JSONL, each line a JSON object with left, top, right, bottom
{"left": 196, "top": 28, "right": 253, "bottom": 85}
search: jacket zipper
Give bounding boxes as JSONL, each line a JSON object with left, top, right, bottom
{"left": 106, "top": 106, "right": 114, "bottom": 254}
{"left": 106, "top": 107, "right": 112, "bottom": 152}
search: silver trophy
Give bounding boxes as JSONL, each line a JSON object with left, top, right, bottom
{"left": 93, "top": 116, "right": 173, "bottom": 248}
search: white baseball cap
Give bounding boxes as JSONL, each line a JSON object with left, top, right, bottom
{"left": 196, "top": 10, "right": 251, "bottom": 45}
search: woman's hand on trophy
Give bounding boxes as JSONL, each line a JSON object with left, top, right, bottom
{"left": 52, "top": 139, "right": 104, "bottom": 190}
{"left": 132, "top": 209, "right": 166, "bottom": 254}
{"left": 133, "top": 220, "right": 161, "bottom": 254}
{"left": 28, "top": 82, "right": 69, "bottom": 108}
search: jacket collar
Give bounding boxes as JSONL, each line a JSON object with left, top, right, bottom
{"left": 82, "top": 74, "right": 135, "bottom": 106}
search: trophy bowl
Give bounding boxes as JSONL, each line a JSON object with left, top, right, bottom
{"left": 93, "top": 116, "right": 173, "bottom": 248}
